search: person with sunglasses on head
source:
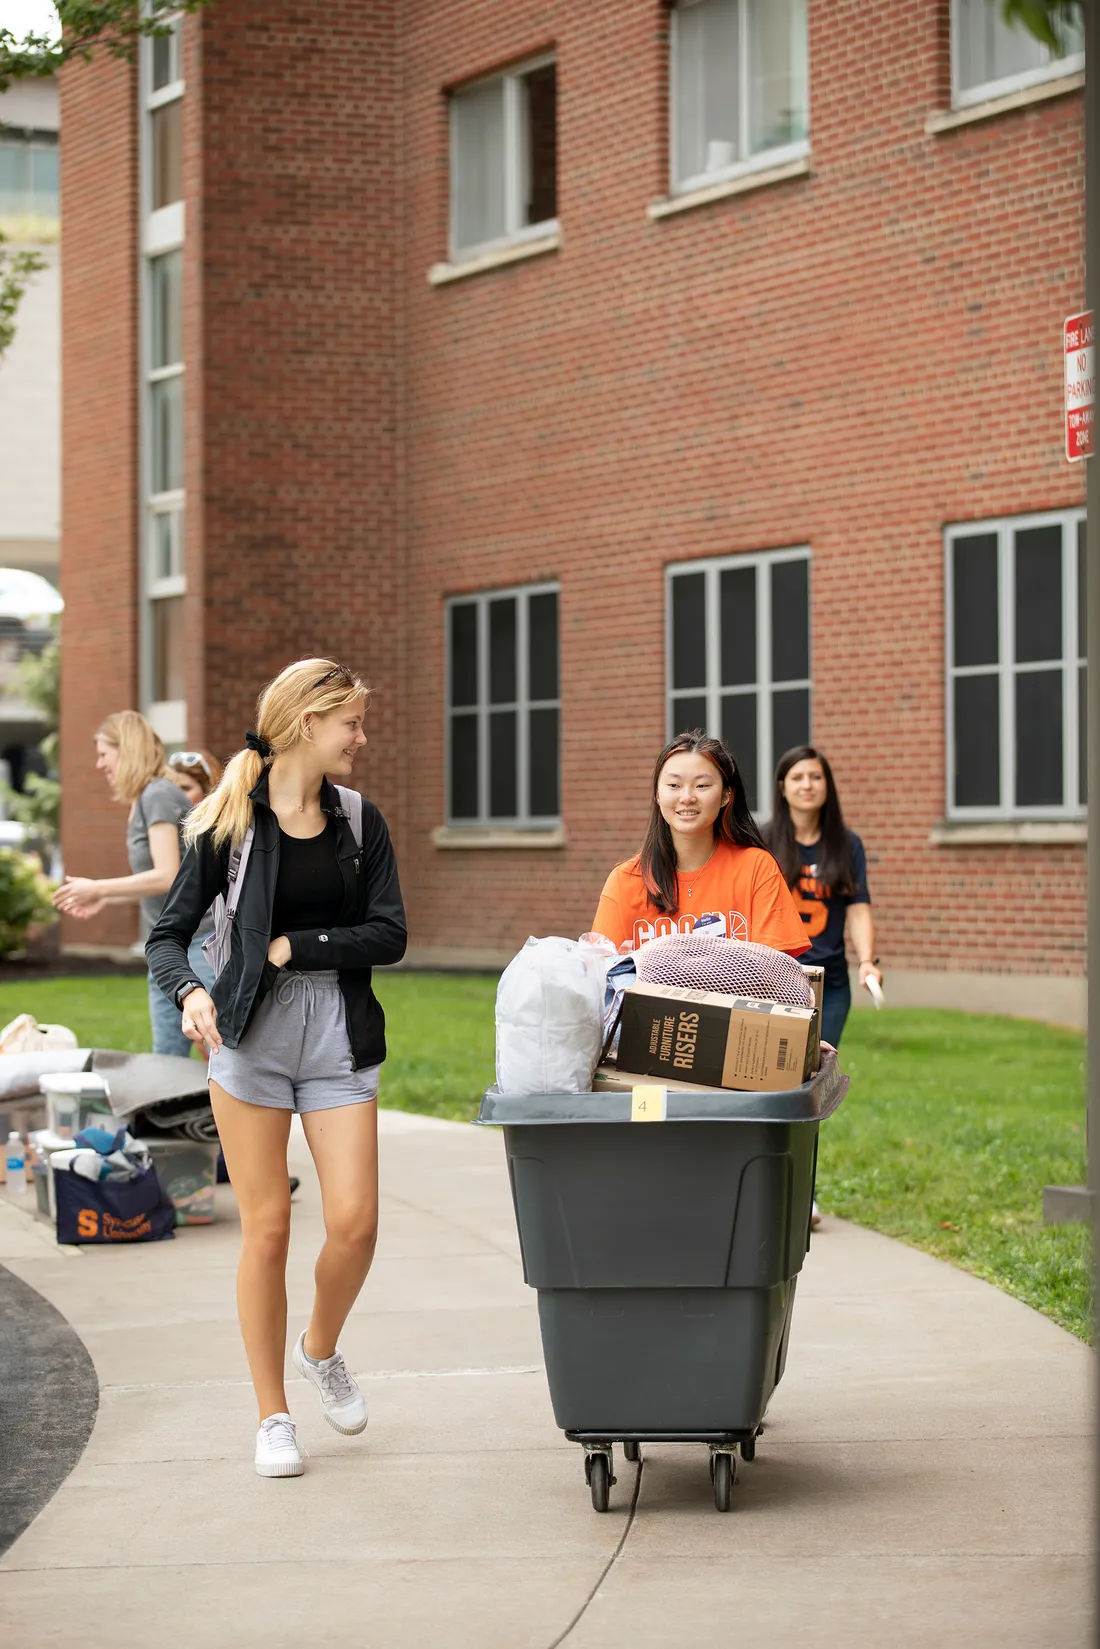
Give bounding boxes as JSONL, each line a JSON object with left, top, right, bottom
{"left": 147, "top": 659, "right": 406, "bottom": 1479}
{"left": 592, "top": 729, "right": 809, "bottom": 957}
{"left": 167, "top": 748, "right": 224, "bottom": 809}
{"left": 52, "top": 711, "right": 219, "bottom": 1056}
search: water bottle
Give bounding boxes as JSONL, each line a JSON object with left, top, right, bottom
{"left": 6, "top": 1131, "right": 26, "bottom": 1196}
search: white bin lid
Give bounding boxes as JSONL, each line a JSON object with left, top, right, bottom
{"left": 38, "top": 1071, "right": 111, "bottom": 1096}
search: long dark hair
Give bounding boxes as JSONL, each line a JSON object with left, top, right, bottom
{"left": 639, "top": 729, "right": 767, "bottom": 915}
{"left": 763, "top": 745, "right": 855, "bottom": 896}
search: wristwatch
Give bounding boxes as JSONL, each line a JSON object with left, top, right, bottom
{"left": 175, "top": 979, "right": 203, "bottom": 1008}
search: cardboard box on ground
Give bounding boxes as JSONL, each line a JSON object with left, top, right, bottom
{"left": 605, "top": 964, "right": 824, "bottom": 1095}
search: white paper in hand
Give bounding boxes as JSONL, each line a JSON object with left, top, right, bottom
{"left": 865, "top": 975, "right": 885, "bottom": 1010}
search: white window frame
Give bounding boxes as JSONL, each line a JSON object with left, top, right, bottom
{"left": 945, "top": 508, "right": 1086, "bottom": 821}
{"left": 444, "top": 580, "right": 561, "bottom": 829}
{"left": 139, "top": 12, "right": 187, "bottom": 737}
{"left": 665, "top": 547, "right": 812, "bottom": 819}
{"left": 950, "top": 0, "right": 1084, "bottom": 110}
{"left": 669, "top": 0, "right": 810, "bottom": 198}
{"left": 449, "top": 53, "right": 558, "bottom": 262}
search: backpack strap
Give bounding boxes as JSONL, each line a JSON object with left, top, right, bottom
{"left": 224, "top": 826, "right": 255, "bottom": 919}
{"left": 334, "top": 785, "right": 363, "bottom": 850}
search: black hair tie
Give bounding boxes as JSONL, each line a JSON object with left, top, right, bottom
{"left": 245, "top": 730, "right": 274, "bottom": 759}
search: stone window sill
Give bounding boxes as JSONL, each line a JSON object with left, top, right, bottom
{"left": 930, "top": 819, "right": 1086, "bottom": 846}
{"left": 925, "top": 70, "right": 1083, "bottom": 136}
{"left": 428, "top": 228, "right": 561, "bottom": 287}
{"left": 647, "top": 154, "right": 811, "bottom": 220}
{"left": 432, "top": 825, "right": 567, "bottom": 850}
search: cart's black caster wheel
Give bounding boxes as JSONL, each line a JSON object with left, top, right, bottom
{"left": 588, "top": 1453, "right": 611, "bottom": 1512}
{"left": 623, "top": 1440, "right": 640, "bottom": 1463}
{"left": 713, "top": 1451, "right": 732, "bottom": 1512}
{"left": 741, "top": 1433, "right": 756, "bottom": 1462}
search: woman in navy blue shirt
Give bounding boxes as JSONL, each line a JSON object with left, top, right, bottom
{"left": 763, "top": 745, "right": 882, "bottom": 1050}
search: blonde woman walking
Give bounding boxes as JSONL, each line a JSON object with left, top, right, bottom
{"left": 53, "top": 710, "right": 214, "bottom": 1054}
{"left": 147, "top": 661, "right": 406, "bottom": 1477}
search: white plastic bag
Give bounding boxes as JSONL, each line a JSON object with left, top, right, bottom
{"left": 495, "top": 936, "right": 615, "bottom": 1096}
{"left": 0, "top": 1014, "right": 79, "bottom": 1054}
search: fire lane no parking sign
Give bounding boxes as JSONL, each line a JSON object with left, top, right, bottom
{"left": 1065, "top": 310, "right": 1094, "bottom": 462}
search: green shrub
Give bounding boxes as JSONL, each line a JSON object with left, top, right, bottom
{"left": 0, "top": 848, "right": 55, "bottom": 957}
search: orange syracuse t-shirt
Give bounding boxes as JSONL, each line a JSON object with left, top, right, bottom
{"left": 592, "top": 841, "right": 810, "bottom": 956}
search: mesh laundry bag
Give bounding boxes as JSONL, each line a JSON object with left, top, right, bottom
{"left": 634, "top": 934, "right": 813, "bottom": 1007}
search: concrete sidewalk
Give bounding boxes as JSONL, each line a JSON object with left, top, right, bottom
{"left": 0, "top": 1109, "right": 1091, "bottom": 1648}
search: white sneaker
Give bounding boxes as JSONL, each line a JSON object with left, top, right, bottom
{"left": 254, "top": 1412, "right": 306, "bottom": 1477}
{"left": 293, "top": 1330, "right": 368, "bottom": 1435}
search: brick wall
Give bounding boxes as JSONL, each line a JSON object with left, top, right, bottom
{"left": 58, "top": 52, "right": 140, "bottom": 948}
{"left": 58, "top": 0, "right": 1087, "bottom": 978}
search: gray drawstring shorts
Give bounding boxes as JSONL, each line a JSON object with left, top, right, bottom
{"left": 210, "top": 970, "right": 381, "bottom": 1113}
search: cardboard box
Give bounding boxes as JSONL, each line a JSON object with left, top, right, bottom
{"left": 800, "top": 965, "right": 824, "bottom": 1012}
{"left": 614, "top": 980, "right": 819, "bottom": 1092}
{"left": 593, "top": 1063, "right": 721, "bottom": 1096}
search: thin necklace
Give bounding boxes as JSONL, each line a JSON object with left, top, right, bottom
{"left": 681, "top": 843, "right": 718, "bottom": 898}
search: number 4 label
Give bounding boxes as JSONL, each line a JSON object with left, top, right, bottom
{"left": 631, "top": 1085, "right": 667, "bottom": 1121}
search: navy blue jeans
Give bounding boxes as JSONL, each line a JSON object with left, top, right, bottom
{"left": 821, "top": 977, "right": 852, "bottom": 1049}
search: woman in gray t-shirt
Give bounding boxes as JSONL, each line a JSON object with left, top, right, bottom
{"left": 52, "top": 710, "right": 216, "bottom": 1055}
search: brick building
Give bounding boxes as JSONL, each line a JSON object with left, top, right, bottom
{"left": 59, "top": 0, "right": 1087, "bottom": 1021}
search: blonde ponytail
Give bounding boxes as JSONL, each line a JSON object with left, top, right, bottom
{"left": 184, "top": 658, "right": 369, "bottom": 852}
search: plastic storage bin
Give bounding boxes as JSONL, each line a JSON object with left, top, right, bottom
{"left": 138, "top": 1138, "right": 219, "bottom": 1225}
{"left": 38, "top": 1072, "right": 114, "bottom": 1137}
{"left": 478, "top": 1049, "right": 848, "bottom": 1512}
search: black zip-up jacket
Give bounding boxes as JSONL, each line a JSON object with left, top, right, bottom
{"left": 145, "top": 772, "right": 407, "bottom": 1069}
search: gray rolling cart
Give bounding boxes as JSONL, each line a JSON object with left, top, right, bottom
{"left": 478, "top": 1051, "right": 848, "bottom": 1512}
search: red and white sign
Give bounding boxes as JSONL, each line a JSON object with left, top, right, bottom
{"left": 1064, "top": 310, "right": 1093, "bottom": 462}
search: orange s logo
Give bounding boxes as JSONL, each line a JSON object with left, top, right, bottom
{"left": 793, "top": 872, "right": 829, "bottom": 940}
{"left": 77, "top": 1208, "right": 98, "bottom": 1239}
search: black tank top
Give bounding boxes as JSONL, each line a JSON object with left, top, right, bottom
{"left": 271, "top": 818, "right": 344, "bottom": 935}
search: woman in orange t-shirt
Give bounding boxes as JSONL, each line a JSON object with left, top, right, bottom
{"left": 592, "top": 730, "right": 809, "bottom": 958}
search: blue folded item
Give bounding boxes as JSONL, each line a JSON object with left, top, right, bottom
{"left": 75, "top": 1126, "right": 125, "bottom": 1154}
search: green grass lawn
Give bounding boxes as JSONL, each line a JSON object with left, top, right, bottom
{"left": 0, "top": 973, "right": 1088, "bottom": 1337}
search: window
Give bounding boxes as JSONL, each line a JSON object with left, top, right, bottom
{"left": 946, "top": 510, "right": 1086, "bottom": 818}
{"left": 952, "top": 0, "right": 1083, "bottom": 107}
{"left": 141, "top": 15, "right": 187, "bottom": 739}
{"left": 667, "top": 549, "right": 811, "bottom": 815}
{"left": 450, "top": 57, "right": 557, "bottom": 258}
{"left": 670, "top": 0, "right": 808, "bottom": 194}
{"left": 446, "top": 585, "right": 560, "bottom": 827}
{"left": 0, "top": 130, "right": 59, "bottom": 220}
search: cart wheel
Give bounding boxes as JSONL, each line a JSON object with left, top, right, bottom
{"left": 623, "top": 1440, "right": 640, "bottom": 1463}
{"left": 713, "top": 1451, "right": 732, "bottom": 1512}
{"left": 589, "top": 1453, "right": 611, "bottom": 1512}
{"left": 741, "top": 1433, "right": 756, "bottom": 1462}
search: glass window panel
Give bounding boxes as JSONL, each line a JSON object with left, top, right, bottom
{"left": 952, "top": 533, "right": 999, "bottom": 667}
{"left": 450, "top": 715, "right": 479, "bottom": 819}
{"left": 1079, "top": 664, "right": 1088, "bottom": 806}
{"left": 748, "top": 0, "right": 808, "bottom": 154}
{"left": 720, "top": 564, "right": 756, "bottom": 686}
{"left": 672, "top": 572, "right": 707, "bottom": 690}
{"left": 489, "top": 710, "right": 518, "bottom": 818}
{"left": 773, "top": 686, "right": 811, "bottom": 765}
{"left": 151, "top": 98, "right": 183, "bottom": 209}
{"left": 674, "top": 0, "right": 740, "bottom": 185}
{"left": 955, "top": 0, "right": 1045, "bottom": 92}
{"left": 953, "top": 674, "right": 1000, "bottom": 807}
{"left": 152, "top": 596, "right": 186, "bottom": 702}
{"left": 0, "top": 137, "right": 28, "bottom": 215}
{"left": 672, "top": 695, "right": 708, "bottom": 736}
{"left": 452, "top": 79, "right": 506, "bottom": 251}
{"left": 150, "top": 250, "right": 183, "bottom": 370}
{"left": 521, "top": 62, "right": 557, "bottom": 226}
{"left": 449, "top": 603, "right": 478, "bottom": 709}
{"left": 771, "top": 558, "right": 809, "bottom": 682}
{"left": 1078, "top": 518, "right": 1086, "bottom": 659}
{"left": 151, "top": 376, "right": 183, "bottom": 493}
{"left": 489, "top": 598, "right": 517, "bottom": 704}
{"left": 721, "top": 693, "right": 758, "bottom": 813}
{"left": 150, "top": 508, "right": 180, "bottom": 581}
{"left": 1014, "top": 524, "right": 1062, "bottom": 664}
{"left": 28, "top": 143, "right": 58, "bottom": 214}
{"left": 152, "top": 21, "right": 181, "bottom": 92}
{"left": 1015, "top": 669, "right": 1064, "bottom": 807}
{"left": 529, "top": 707, "right": 560, "bottom": 817}
{"left": 528, "top": 592, "right": 558, "bottom": 700}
